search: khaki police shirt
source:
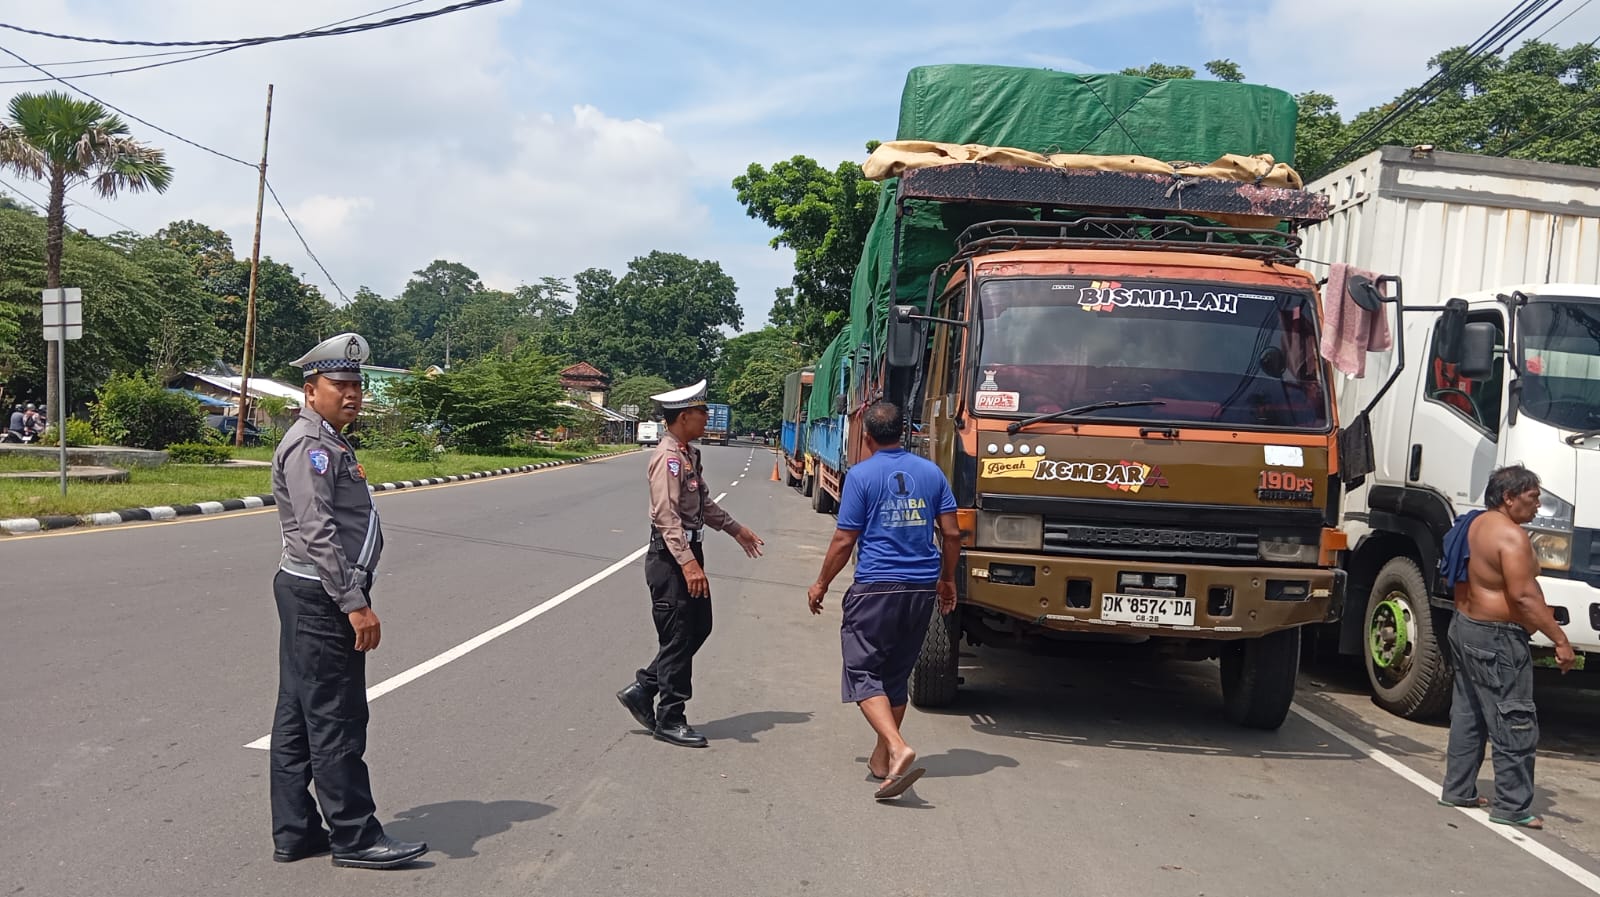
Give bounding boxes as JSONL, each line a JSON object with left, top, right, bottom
{"left": 272, "top": 408, "right": 383, "bottom": 612}
{"left": 648, "top": 430, "right": 740, "bottom": 566}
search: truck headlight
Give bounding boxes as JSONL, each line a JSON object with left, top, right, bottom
{"left": 1527, "top": 491, "right": 1575, "bottom": 572}
{"left": 977, "top": 512, "right": 1042, "bottom": 550}
{"left": 1259, "top": 531, "right": 1319, "bottom": 564}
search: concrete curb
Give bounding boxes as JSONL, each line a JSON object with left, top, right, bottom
{"left": 0, "top": 448, "right": 638, "bottom": 536}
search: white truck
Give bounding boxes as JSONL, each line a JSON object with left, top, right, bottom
{"left": 636, "top": 420, "right": 662, "bottom": 447}
{"left": 1303, "top": 145, "right": 1600, "bottom": 718}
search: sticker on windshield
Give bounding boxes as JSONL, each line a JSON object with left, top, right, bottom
{"left": 1072, "top": 280, "right": 1267, "bottom": 315}
{"left": 978, "top": 369, "right": 1000, "bottom": 391}
{"left": 974, "top": 391, "right": 1020, "bottom": 412}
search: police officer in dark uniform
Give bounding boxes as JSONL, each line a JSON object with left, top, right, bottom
{"left": 617, "top": 380, "right": 764, "bottom": 747}
{"left": 269, "top": 332, "right": 427, "bottom": 869}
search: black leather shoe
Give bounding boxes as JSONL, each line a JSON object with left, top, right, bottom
{"left": 654, "top": 721, "right": 708, "bottom": 748}
{"left": 616, "top": 683, "right": 656, "bottom": 730}
{"left": 272, "top": 834, "right": 331, "bottom": 863}
{"left": 330, "top": 834, "right": 428, "bottom": 869}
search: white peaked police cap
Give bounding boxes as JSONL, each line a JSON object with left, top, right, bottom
{"left": 651, "top": 379, "right": 708, "bottom": 410}
{"left": 291, "top": 333, "right": 370, "bottom": 382}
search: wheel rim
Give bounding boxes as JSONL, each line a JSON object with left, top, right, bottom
{"left": 1368, "top": 592, "right": 1415, "bottom": 684}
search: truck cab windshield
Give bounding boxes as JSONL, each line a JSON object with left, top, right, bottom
{"left": 1519, "top": 299, "right": 1600, "bottom": 432}
{"left": 973, "top": 277, "right": 1329, "bottom": 430}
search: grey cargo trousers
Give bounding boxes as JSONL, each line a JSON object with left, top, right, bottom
{"left": 1441, "top": 612, "right": 1539, "bottom": 820}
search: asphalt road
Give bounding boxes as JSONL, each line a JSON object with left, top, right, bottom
{"left": 3, "top": 445, "right": 1597, "bottom": 897}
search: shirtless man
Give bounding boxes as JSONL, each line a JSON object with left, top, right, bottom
{"left": 1439, "top": 464, "right": 1576, "bottom": 829}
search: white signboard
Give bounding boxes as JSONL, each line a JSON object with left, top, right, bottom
{"left": 42, "top": 288, "right": 83, "bottom": 341}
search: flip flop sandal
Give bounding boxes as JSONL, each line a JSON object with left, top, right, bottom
{"left": 873, "top": 767, "right": 926, "bottom": 800}
{"left": 1489, "top": 814, "right": 1544, "bottom": 829}
{"left": 1438, "top": 796, "right": 1490, "bottom": 808}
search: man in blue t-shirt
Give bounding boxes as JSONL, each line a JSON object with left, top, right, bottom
{"left": 808, "top": 402, "right": 960, "bottom": 800}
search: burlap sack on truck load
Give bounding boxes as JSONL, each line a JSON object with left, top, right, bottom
{"left": 862, "top": 140, "right": 1302, "bottom": 189}
{"left": 896, "top": 64, "right": 1299, "bottom": 165}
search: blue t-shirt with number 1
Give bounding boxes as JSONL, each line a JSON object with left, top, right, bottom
{"left": 836, "top": 447, "right": 957, "bottom": 582}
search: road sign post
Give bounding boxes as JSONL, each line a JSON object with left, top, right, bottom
{"left": 42, "top": 288, "right": 83, "bottom": 496}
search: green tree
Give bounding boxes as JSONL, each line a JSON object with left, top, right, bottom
{"left": 394, "top": 344, "right": 571, "bottom": 450}
{"left": 1121, "top": 62, "right": 1198, "bottom": 80}
{"left": 716, "top": 324, "right": 800, "bottom": 431}
{"left": 732, "top": 152, "right": 880, "bottom": 354}
{"left": 205, "top": 257, "right": 335, "bottom": 380}
{"left": 154, "top": 219, "right": 234, "bottom": 280}
{"left": 565, "top": 251, "right": 742, "bottom": 384}
{"left": 396, "top": 259, "right": 483, "bottom": 366}
{"left": 1205, "top": 59, "right": 1245, "bottom": 83}
{"left": 0, "top": 206, "right": 215, "bottom": 404}
{"left": 607, "top": 374, "right": 672, "bottom": 415}
{"left": 0, "top": 91, "right": 173, "bottom": 415}
{"left": 1321, "top": 39, "right": 1600, "bottom": 173}
{"left": 338, "top": 286, "right": 418, "bottom": 368}
{"left": 717, "top": 326, "right": 804, "bottom": 432}
{"left": 1293, "top": 91, "right": 1346, "bottom": 182}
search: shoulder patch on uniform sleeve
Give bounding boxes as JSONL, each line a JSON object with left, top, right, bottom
{"left": 308, "top": 447, "right": 330, "bottom": 475}
{"left": 666, "top": 457, "right": 681, "bottom": 477}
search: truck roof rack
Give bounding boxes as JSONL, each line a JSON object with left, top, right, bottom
{"left": 895, "top": 163, "right": 1330, "bottom": 225}
{"left": 952, "top": 218, "right": 1305, "bottom": 264}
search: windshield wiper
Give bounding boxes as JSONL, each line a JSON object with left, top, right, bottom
{"left": 1006, "top": 400, "right": 1168, "bottom": 435}
{"left": 1565, "top": 428, "right": 1600, "bottom": 446}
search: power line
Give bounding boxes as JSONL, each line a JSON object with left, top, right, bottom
{"left": 1316, "top": 0, "right": 1567, "bottom": 175}
{"left": 266, "top": 181, "right": 349, "bottom": 303}
{"left": 0, "top": 0, "right": 505, "bottom": 48}
{"left": 1495, "top": 69, "right": 1600, "bottom": 155}
{"left": 0, "top": 1, "right": 431, "bottom": 68}
{"left": 0, "top": 1, "right": 437, "bottom": 84}
{"left": 0, "top": 175, "right": 48, "bottom": 210}
{"left": 0, "top": 42, "right": 257, "bottom": 168}
{"left": 1534, "top": 0, "right": 1596, "bottom": 40}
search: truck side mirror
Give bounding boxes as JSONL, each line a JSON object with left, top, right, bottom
{"left": 1435, "top": 298, "right": 1469, "bottom": 364}
{"left": 1346, "top": 274, "right": 1384, "bottom": 312}
{"left": 1458, "top": 322, "right": 1497, "bottom": 379}
{"left": 887, "top": 305, "right": 926, "bottom": 369}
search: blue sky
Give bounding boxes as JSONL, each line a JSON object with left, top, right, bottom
{"left": 5, "top": 0, "right": 1597, "bottom": 334}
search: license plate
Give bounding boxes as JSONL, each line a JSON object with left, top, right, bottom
{"left": 1100, "top": 593, "right": 1196, "bottom": 626}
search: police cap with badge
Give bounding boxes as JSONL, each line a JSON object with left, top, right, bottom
{"left": 651, "top": 379, "right": 708, "bottom": 411}
{"left": 291, "top": 332, "right": 370, "bottom": 382}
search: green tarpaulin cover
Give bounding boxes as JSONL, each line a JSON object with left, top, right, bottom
{"left": 898, "top": 65, "right": 1299, "bottom": 165}
{"left": 816, "top": 65, "right": 1302, "bottom": 417}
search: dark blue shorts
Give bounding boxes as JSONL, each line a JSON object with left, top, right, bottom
{"left": 840, "top": 581, "right": 938, "bottom": 706}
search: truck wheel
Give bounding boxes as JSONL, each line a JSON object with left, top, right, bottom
{"left": 811, "top": 477, "right": 836, "bottom": 514}
{"left": 1364, "top": 557, "right": 1453, "bottom": 719}
{"left": 802, "top": 471, "right": 815, "bottom": 498}
{"left": 910, "top": 606, "right": 959, "bottom": 708}
{"left": 1219, "top": 627, "right": 1300, "bottom": 729}
{"left": 784, "top": 458, "right": 800, "bottom": 488}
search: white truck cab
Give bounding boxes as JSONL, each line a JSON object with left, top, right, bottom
{"left": 637, "top": 420, "right": 662, "bottom": 446}
{"left": 1305, "top": 147, "right": 1600, "bottom": 717}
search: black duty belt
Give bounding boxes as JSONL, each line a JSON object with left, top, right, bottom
{"left": 650, "top": 526, "right": 703, "bottom": 545}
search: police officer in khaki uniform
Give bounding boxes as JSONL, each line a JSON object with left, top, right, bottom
{"left": 617, "top": 380, "right": 764, "bottom": 747}
{"left": 269, "top": 333, "right": 427, "bottom": 869}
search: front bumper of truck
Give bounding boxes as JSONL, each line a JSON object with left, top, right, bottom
{"left": 962, "top": 549, "right": 1344, "bottom": 639}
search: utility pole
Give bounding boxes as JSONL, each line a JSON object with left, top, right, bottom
{"left": 236, "top": 84, "right": 273, "bottom": 447}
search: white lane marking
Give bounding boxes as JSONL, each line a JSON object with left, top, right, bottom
{"left": 714, "top": 492, "right": 727, "bottom": 501}
{"left": 245, "top": 544, "right": 650, "bottom": 750}
{"left": 730, "top": 480, "right": 741, "bottom": 487}
{"left": 1291, "top": 703, "right": 1600, "bottom": 893}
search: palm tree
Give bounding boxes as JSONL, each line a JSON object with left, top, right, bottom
{"left": 0, "top": 91, "right": 173, "bottom": 415}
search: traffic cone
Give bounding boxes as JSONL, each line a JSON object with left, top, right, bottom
{"left": 771, "top": 454, "right": 782, "bottom": 481}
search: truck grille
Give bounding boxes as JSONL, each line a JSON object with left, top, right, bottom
{"left": 1042, "top": 518, "right": 1260, "bottom": 563}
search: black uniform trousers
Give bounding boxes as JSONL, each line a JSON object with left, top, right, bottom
{"left": 270, "top": 571, "right": 382, "bottom": 853}
{"left": 636, "top": 542, "right": 710, "bottom": 727}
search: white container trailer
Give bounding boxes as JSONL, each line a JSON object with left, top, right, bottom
{"left": 1302, "top": 146, "right": 1600, "bottom": 718}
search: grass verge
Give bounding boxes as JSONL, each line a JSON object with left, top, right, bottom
{"left": 0, "top": 445, "right": 635, "bottom": 520}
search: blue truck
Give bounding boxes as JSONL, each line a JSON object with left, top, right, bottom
{"left": 704, "top": 402, "right": 731, "bottom": 446}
